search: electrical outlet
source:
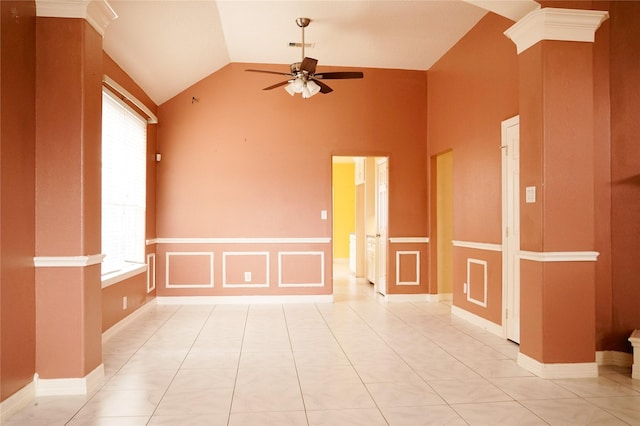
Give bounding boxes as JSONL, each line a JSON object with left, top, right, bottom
{"left": 122, "top": 296, "right": 127, "bottom": 310}
{"left": 244, "top": 272, "right": 251, "bottom": 282}
{"left": 463, "top": 283, "right": 468, "bottom": 294}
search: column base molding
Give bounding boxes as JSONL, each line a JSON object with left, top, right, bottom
{"left": 518, "top": 352, "right": 598, "bottom": 378}
{"left": 35, "top": 363, "right": 105, "bottom": 396}
{"left": 596, "top": 350, "right": 633, "bottom": 368}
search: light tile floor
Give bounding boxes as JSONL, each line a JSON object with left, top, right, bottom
{"left": 5, "top": 264, "right": 640, "bottom": 425}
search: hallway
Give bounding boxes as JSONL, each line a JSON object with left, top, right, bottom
{"left": 5, "top": 264, "right": 639, "bottom": 425}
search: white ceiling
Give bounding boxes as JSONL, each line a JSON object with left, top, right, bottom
{"left": 103, "top": 1, "right": 539, "bottom": 105}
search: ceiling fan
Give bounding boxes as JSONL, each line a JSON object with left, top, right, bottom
{"left": 245, "top": 17, "right": 364, "bottom": 99}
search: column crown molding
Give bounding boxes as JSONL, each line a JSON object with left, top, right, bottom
{"left": 505, "top": 7, "right": 609, "bottom": 54}
{"left": 36, "top": 0, "right": 117, "bottom": 37}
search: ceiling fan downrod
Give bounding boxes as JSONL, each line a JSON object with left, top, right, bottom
{"left": 296, "top": 17, "right": 310, "bottom": 62}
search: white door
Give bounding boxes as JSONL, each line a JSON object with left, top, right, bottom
{"left": 502, "top": 116, "right": 520, "bottom": 343}
{"left": 376, "top": 158, "right": 389, "bottom": 295}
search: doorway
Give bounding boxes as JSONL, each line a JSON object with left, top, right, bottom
{"left": 331, "top": 156, "right": 388, "bottom": 296}
{"left": 436, "top": 151, "right": 454, "bottom": 298}
{"left": 502, "top": 116, "right": 520, "bottom": 343}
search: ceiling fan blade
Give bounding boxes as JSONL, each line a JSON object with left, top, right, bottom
{"left": 262, "top": 80, "right": 291, "bottom": 90}
{"left": 300, "top": 57, "right": 318, "bottom": 74}
{"left": 312, "top": 78, "right": 333, "bottom": 94}
{"left": 246, "top": 69, "right": 292, "bottom": 77}
{"left": 314, "top": 71, "right": 364, "bottom": 80}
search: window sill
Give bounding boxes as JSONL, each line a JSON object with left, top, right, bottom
{"left": 101, "top": 263, "right": 147, "bottom": 289}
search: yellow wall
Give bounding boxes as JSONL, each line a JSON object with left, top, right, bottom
{"left": 332, "top": 162, "right": 356, "bottom": 259}
{"left": 437, "top": 151, "right": 453, "bottom": 294}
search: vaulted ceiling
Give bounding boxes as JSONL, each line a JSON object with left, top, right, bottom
{"left": 102, "top": 1, "right": 539, "bottom": 105}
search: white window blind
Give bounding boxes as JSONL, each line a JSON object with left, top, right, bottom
{"left": 102, "top": 88, "right": 147, "bottom": 275}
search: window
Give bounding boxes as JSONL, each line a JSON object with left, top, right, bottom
{"left": 101, "top": 88, "right": 147, "bottom": 278}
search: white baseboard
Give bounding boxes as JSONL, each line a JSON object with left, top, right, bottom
{"left": 157, "top": 294, "right": 334, "bottom": 305}
{"left": 0, "top": 379, "right": 36, "bottom": 422}
{"left": 518, "top": 352, "right": 598, "bottom": 378}
{"left": 451, "top": 305, "right": 503, "bottom": 337}
{"left": 36, "top": 364, "right": 105, "bottom": 396}
{"left": 596, "top": 350, "right": 633, "bottom": 367}
{"left": 103, "top": 299, "right": 157, "bottom": 343}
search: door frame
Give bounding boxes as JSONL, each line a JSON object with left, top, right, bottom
{"left": 330, "top": 155, "right": 389, "bottom": 294}
{"left": 375, "top": 157, "right": 389, "bottom": 295}
{"left": 501, "top": 115, "right": 520, "bottom": 343}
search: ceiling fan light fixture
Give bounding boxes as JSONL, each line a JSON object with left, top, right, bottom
{"left": 284, "top": 81, "right": 297, "bottom": 96}
{"left": 303, "top": 80, "right": 321, "bottom": 98}
{"left": 285, "top": 78, "right": 305, "bottom": 96}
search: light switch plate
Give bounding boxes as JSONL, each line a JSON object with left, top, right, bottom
{"left": 526, "top": 186, "right": 536, "bottom": 203}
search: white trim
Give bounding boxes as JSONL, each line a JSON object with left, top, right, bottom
{"left": 155, "top": 237, "right": 331, "bottom": 244}
{"left": 35, "top": 364, "right": 105, "bottom": 396}
{"left": 146, "top": 253, "right": 156, "bottom": 293}
{"left": 34, "top": 254, "right": 105, "bottom": 267}
{"left": 517, "top": 352, "right": 598, "bottom": 378}
{"left": 156, "top": 295, "right": 333, "bottom": 305}
{"left": 452, "top": 240, "right": 502, "bottom": 252}
{"left": 502, "top": 114, "right": 520, "bottom": 344}
{"left": 103, "top": 75, "right": 158, "bottom": 124}
{"left": 466, "top": 258, "right": 488, "bottom": 308}
{"left": 36, "top": 0, "right": 117, "bottom": 37}
{"left": 0, "top": 379, "right": 36, "bottom": 421}
{"left": 504, "top": 7, "right": 610, "bottom": 54}
{"left": 278, "top": 251, "right": 325, "bottom": 288}
{"left": 102, "top": 299, "right": 157, "bottom": 343}
{"left": 630, "top": 330, "right": 640, "bottom": 380}
{"left": 596, "top": 350, "right": 633, "bottom": 368}
{"left": 101, "top": 263, "right": 147, "bottom": 288}
{"left": 222, "top": 252, "right": 270, "bottom": 288}
{"left": 166, "top": 252, "right": 214, "bottom": 289}
{"left": 396, "top": 251, "right": 420, "bottom": 286}
{"left": 519, "top": 250, "right": 599, "bottom": 262}
{"left": 146, "top": 238, "right": 158, "bottom": 245}
{"left": 451, "top": 305, "right": 503, "bottom": 337}
{"left": 389, "top": 237, "right": 430, "bottom": 243}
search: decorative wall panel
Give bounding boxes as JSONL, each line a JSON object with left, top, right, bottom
{"left": 166, "top": 252, "right": 214, "bottom": 288}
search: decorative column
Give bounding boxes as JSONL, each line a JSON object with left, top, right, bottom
{"left": 505, "top": 8, "right": 608, "bottom": 378}
{"left": 34, "top": 0, "right": 116, "bottom": 394}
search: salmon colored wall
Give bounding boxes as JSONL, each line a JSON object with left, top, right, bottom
{"left": 156, "top": 243, "right": 332, "bottom": 296}
{"left": 35, "top": 17, "right": 104, "bottom": 378}
{"left": 593, "top": 6, "right": 613, "bottom": 352}
{"left": 332, "top": 162, "right": 355, "bottom": 259}
{"left": 427, "top": 13, "right": 518, "bottom": 324}
{"left": 0, "top": 0, "right": 37, "bottom": 401}
{"left": 453, "top": 248, "right": 503, "bottom": 324}
{"left": 428, "top": 13, "right": 518, "bottom": 244}
{"left": 521, "top": 41, "right": 595, "bottom": 252}
{"left": 101, "top": 54, "right": 158, "bottom": 331}
{"left": 518, "top": 35, "right": 599, "bottom": 363}
{"left": 156, "top": 63, "right": 428, "bottom": 296}
{"left": 102, "top": 272, "right": 149, "bottom": 332}
{"left": 608, "top": 0, "right": 640, "bottom": 352}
